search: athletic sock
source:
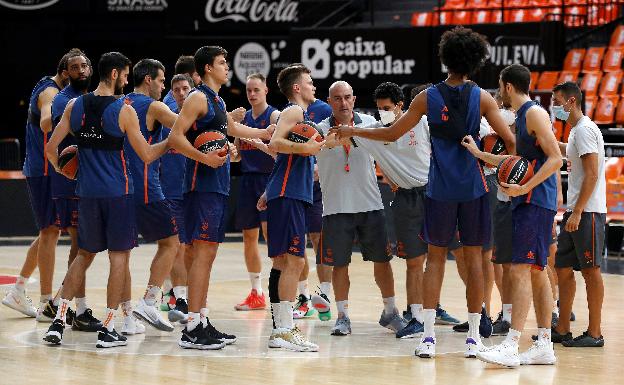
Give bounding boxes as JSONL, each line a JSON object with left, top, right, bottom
{"left": 55, "top": 299, "right": 71, "bottom": 324}
{"left": 467, "top": 312, "right": 481, "bottom": 339}
{"left": 172, "top": 286, "right": 187, "bottom": 300}
{"left": 162, "top": 278, "right": 172, "bottom": 294}
{"left": 410, "top": 304, "right": 424, "bottom": 323}
{"left": 14, "top": 276, "right": 27, "bottom": 292}
{"left": 502, "top": 304, "right": 512, "bottom": 323}
{"left": 268, "top": 269, "right": 281, "bottom": 329}
{"left": 120, "top": 300, "right": 133, "bottom": 317}
{"left": 143, "top": 285, "right": 161, "bottom": 306}
{"left": 538, "top": 327, "right": 551, "bottom": 344}
{"left": 279, "top": 301, "right": 294, "bottom": 330}
{"left": 298, "top": 280, "right": 309, "bottom": 298}
{"left": 552, "top": 305, "right": 560, "bottom": 317}
{"left": 75, "top": 297, "right": 87, "bottom": 316}
{"left": 336, "top": 300, "right": 349, "bottom": 318}
{"left": 320, "top": 282, "right": 332, "bottom": 297}
{"left": 249, "top": 273, "right": 263, "bottom": 295}
{"left": 52, "top": 285, "right": 63, "bottom": 306}
{"left": 40, "top": 294, "right": 52, "bottom": 304}
{"left": 187, "top": 312, "right": 200, "bottom": 331}
{"left": 505, "top": 328, "right": 521, "bottom": 345}
{"left": 383, "top": 296, "right": 397, "bottom": 315}
{"left": 200, "top": 308, "right": 209, "bottom": 327}
{"left": 423, "top": 309, "right": 436, "bottom": 338}
{"left": 103, "top": 308, "right": 116, "bottom": 332}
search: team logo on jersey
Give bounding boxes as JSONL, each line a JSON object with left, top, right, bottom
{"left": 441, "top": 106, "right": 449, "bottom": 122}
{"left": 0, "top": 0, "right": 59, "bottom": 10}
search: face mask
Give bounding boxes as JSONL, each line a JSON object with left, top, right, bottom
{"left": 379, "top": 109, "right": 396, "bottom": 125}
{"left": 552, "top": 105, "right": 570, "bottom": 121}
{"left": 499, "top": 108, "right": 516, "bottom": 126}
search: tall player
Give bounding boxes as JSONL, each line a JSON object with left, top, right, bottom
{"left": 168, "top": 46, "right": 273, "bottom": 350}
{"left": 2, "top": 51, "right": 71, "bottom": 319}
{"left": 233, "top": 73, "right": 279, "bottom": 311}
{"left": 330, "top": 27, "right": 515, "bottom": 358}
{"left": 463, "top": 64, "right": 561, "bottom": 367}
{"left": 44, "top": 52, "right": 169, "bottom": 348}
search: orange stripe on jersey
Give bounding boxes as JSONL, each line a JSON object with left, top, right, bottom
{"left": 43, "top": 134, "right": 48, "bottom": 176}
{"left": 121, "top": 150, "right": 129, "bottom": 194}
{"left": 191, "top": 161, "right": 199, "bottom": 191}
{"left": 280, "top": 154, "right": 294, "bottom": 197}
{"left": 144, "top": 137, "right": 153, "bottom": 204}
{"left": 525, "top": 159, "right": 537, "bottom": 203}
{"left": 476, "top": 158, "right": 489, "bottom": 193}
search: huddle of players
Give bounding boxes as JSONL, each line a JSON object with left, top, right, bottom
{"left": 4, "top": 25, "right": 605, "bottom": 361}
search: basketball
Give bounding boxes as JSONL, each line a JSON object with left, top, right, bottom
{"left": 58, "top": 145, "right": 78, "bottom": 180}
{"left": 497, "top": 156, "right": 534, "bottom": 185}
{"left": 287, "top": 121, "right": 325, "bottom": 144}
{"left": 194, "top": 130, "right": 228, "bottom": 154}
{"left": 481, "top": 133, "right": 507, "bottom": 167}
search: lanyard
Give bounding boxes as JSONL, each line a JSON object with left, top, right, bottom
{"left": 342, "top": 116, "right": 354, "bottom": 173}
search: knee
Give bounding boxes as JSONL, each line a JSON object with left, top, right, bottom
{"left": 556, "top": 267, "right": 574, "bottom": 281}
{"left": 39, "top": 226, "right": 59, "bottom": 241}
{"left": 581, "top": 267, "right": 601, "bottom": 282}
{"left": 406, "top": 258, "right": 424, "bottom": 272}
{"left": 161, "top": 236, "right": 180, "bottom": 252}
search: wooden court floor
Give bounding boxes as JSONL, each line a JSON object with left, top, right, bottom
{"left": 0, "top": 241, "right": 622, "bottom": 385}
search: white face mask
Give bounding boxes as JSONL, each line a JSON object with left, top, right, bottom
{"left": 379, "top": 109, "right": 396, "bottom": 125}
{"left": 500, "top": 108, "right": 516, "bottom": 126}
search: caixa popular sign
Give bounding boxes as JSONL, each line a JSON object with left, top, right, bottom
{"left": 204, "top": 0, "right": 298, "bottom": 23}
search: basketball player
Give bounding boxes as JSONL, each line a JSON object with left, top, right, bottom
{"left": 330, "top": 27, "right": 515, "bottom": 358}
{"left": 44, "top": 52, "right": 169, "bottom": 348}
{"left": 462, "top": 64, "right": 561, "bottom": 367}
{"left": 233, "top": 73, "right": 279, "bottom": 312}
{"left": 122, "top": 59, "right": 181, "bottom": 334}
{"left": 551, "top": 81, "right": 605, "bottom": 347}
{"left": 168, "top": 46, "right": 273, "bottom": 350}
{"left": 2, "top": 51, "right": 72, "bottom": 319}
{"left": 49, "top": 49, "right": 102, "bottom": 331}
{"left": 316, "top": 81, "right": 405, "bottom": 337}
{"left": 163, "top": 55, "right": 201, "bottom": 111}
{"left": 257, "top": 63, "right": 324, "bottom": 351}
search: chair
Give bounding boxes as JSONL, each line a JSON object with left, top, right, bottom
{"left": 602, "top": 47, "right": 624, "bottom": 72}
{"left": 580, "top": 71, "right": 603, "bottom": 96}
{"left": 593, "top": 96, "right": 619, "bottom": 125}
{"left": 610, "top": 25, "right": 624, "bottom": 47}
{"left": 615, "top": 98, "right": 624, "bottom": 124}
{"left": 472, "top": 10, "right": 491, "bottom": 23}
{"left": 582, "top": 47, "right": 607, "bottom": 72}
{"left": 584, "top": 95, "right": 597, "bottom": 119}
{"left": 563, "top": 48, "right": 586, "bottom": 71}
{"left": 442, "top": 0, "right": 466, "bottom": 9}
{"left": 557, "top": 71, "right": 579, "bottom": 84}
{"left": 453, "top": 10, "right": 473, "bottom": 24}
{"left": 530, "top": 72, "right": 540, "bottom": 90}
{"left": 599, "top": 71, "right": 623, "bottom": 96}
{"left": 411, "top": 12, "right": 433, "bottom": 27}
{"left": 536, "top": 71, "right": 560, "bottom": 90}
{"left": 565, "top": 6, "right": 587, "bottom": 27}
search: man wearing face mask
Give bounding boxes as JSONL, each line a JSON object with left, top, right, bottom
{"left": 550, "top": 81, "right": 606, "bottom": 347}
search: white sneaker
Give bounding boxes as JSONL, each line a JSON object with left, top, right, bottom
{"left": 292, "top": 325, "right": 319, "bottom": 351}
{"left": 465, "top": 336, "right": 486, "bottom": 358}
{"left": 2, "top": 288, "right": 36, "bottom": 317}
{"left": 35, "top": 301, "right": 55, "bottom": 322}
{"left": 477, "top": 341, "right": 520, "bottom": 368}
{"left": 519, "top": 340, "right": 557, "bottom": 365}
{"left": 416, "top": 336, "right": 436, "bottom": 358}
{"left": 268, "top": 329, "right": 282, "bottom": 348}
{"left": 271, "top": 328, "right": 318, "bottom": 352}
{"left": 121, "top": 316, "right": 146, "bottom": 335}
{"left": 132, "top": 298, "right": 174, "bottom": 332}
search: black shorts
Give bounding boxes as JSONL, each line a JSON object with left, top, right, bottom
{"left": 135, "top": 199, "right": 178, "bottom": 243}
{"left": 483, "top": 174, "right": 498, "bottom": 251}
{"left": 317, "top": 210, "right": 392, "bottom": 267}
{"left": 392, "top": 186, "right": 428, "bottom": 259}
{"left": 555, "top": 212, "right": 606, "bottom": 270}
{"left": 492, "top": 200, "right": 513, "bottom": 264}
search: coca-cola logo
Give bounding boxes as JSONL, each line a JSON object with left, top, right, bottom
{"left": 204, "top": 0, "right": 298, "bottom": 23}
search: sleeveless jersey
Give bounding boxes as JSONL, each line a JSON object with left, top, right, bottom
{"left": 23, "top": 77, "right": 62, "bottom": 177}
{"left": 513, "top": 100, "right": 557, "bottom": 211}
{"left": 184, "top": 84, "right": 230, "bottom": 195}
{"left": 160, "top": 102, "right": 186, "bottom": 200}
{"left": 163, "top": 89, "right": 177, "bottom": 112}
{"left": 307, "top": 99, "right": 332, "bottom": 124}
{"left": 240, "top": 105, "right": 277, "bottom": 174}
{"left": 123, "top": 92, "right": 164, "bottom": 204}
{"left": 426, "top": 82, "right": 488, "bottom": 202}
{"left": 69, "top": 93, "right": 132, "bottom": 198}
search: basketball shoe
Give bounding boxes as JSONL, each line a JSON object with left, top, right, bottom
{"left": 168, "top": 297, "right": 189, "bottom": 323}
{"left": 96, "top": 327, "right": 128, "bottom": 348}
{"left": 72, "top": 309, "right": 102, "bottom": 332}
{"left": 43, "top": 319, "right": 65, "bottom": 344}
{"left": 396, "top": 318, "right": 424, "bottom": 339}
{"left": 476, "top": 341, "right": 520, "bottom": 368}
{"left": 234, "top": 289, "right": 266, "bottom": 311}
{"left": 271, "top": 328, "right": 318, "bottom": 352}
{"left": 205, "top": 320, "right": 237, "bottom": 345}
{"left": 435, "top": 304, "right": 461, "bottom": 325}
{"left": 133, "top": 298, "right": 174, "bottom": 332}
{"left": 2, "top": 287, "right": 36, "bottom": 317}
{"left": 379, "top": 310, "right": 407, "bottom": 332}
{"left": 519, "top": 340, "right": 556, "bottom": 365}
{"left": 293, "top": 294, "right": 316, "bottom": 319}
{"left": 331, "top": 315, "right": 351, "bottom": 336}
{"left": 416, "top": 336, "right": 436, "bottom": 358}
{"left": 179, "top": 325, "right": 225, "bottom": 350}
{"left": 311, "top": 291, "right": 332, "bottom": 321}
{"left": 36, "top": 300, "right": 75, "bottom": 326}
{"left": 160, "top": 288, "right": 175, "bottom": 311}
{"left": 121, "top": 316, "right": 146, "bottom": 335}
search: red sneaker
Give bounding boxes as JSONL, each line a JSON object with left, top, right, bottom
{"left": 234, "top": 289, "right": 266, "bottom": 311}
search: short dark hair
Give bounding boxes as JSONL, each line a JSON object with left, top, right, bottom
{"left": 553, "top": 81, "right": 583, "bottom": 107}
{"left": 277, "top": 63, "right": 311, "bottom": 98}
{"left": 98, "top": 52, "right": 132, "bottom": 82}
{"left": 500, "top": 64, "right": 531, "bottom": 95}
{"left": 374, "top": 82, "right": 403, "bottom": 105}
{"left": 174, "top": 55, "right": 196, "bottom": 76}
{"left": 247, "top": 73, "right": 266, "bottom": 83}
{"left": 194, "top": 46, "right": 228, "bottom": 77}
{"left": 410, "top": 83, "right": 432, "bottom": 100}
{"left": 133, "top": 58, "right": 165, "bottom": 86}
{"left": 439, "top": 26, "right": 489, "bottom": 76}
{"left": 57, "top": 48, "right": 90, "bottom": 75}
{"left": 171, "top": 73, "right": 193, "bottom": 88}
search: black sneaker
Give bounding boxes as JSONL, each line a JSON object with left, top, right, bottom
{"left": 179, "top": 324, "right": 225, "bottom": 350}
{"left": 168, "top": 297, "right": 189, "bottom": 323}
{"left": 492, "top": 318, "right": 511, "bottom": 336}
{"left": 531, "top": 327, "right": 572, "bottom": 343}
{"left": 562, "top": 331, "right": 604, "bottom": 347}
{"left": 551, "top": 312, "right": 559, "bottom": 328}
{"left": 453, "top": 321, "right": 469, "bottom": 333}
{"left": 556, "top": 300, "right": 576, "bottom": 322}
{"left": 43, "top": 319, "right": 65, "bottom": 344}
{"left": 403, "top": 307, "right": 413, "bottom": 322}
{"left": 66, "top": 307, "right": 75, "bottom": 326}
{"left": 40, "top": 300, "right": 75, "bottom": 327}
{"left": 480, "top": 307, "right": 493, "bottom": 338}
{"left": 96, "top": 327, "right": 127, "bottom": 348}
{"left": 72, "top": 308, "right": 102, "bottom": 332}
{"left": 205, "top": 319, "right": 237, "bottom": 345}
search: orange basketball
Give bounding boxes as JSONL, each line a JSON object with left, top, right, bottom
{"left": 287, "top": 121, "right": 324, "bottom": 144}
{"left": 481, "top": 133, "right": 508, "bottom": 167}
{"left": 497, "top": 156, "right": 534, "bottom": 186}
{"left": 58, "top": 145, "right": 78, "bottom": 180}
{"left": 194, "top": 130, "right": 228, "bottom": 154}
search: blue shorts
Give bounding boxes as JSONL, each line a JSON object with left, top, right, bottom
{"left": 135, "top": 199, "right": 178, "bottom": 243}
{"left": 267, "top": 197, "right": 307, "bottom": 258}
{"left": 512, "top": 203, "right": 556, "bottom": 270}
{"left": 183, "top": 191, "right": 228, "bottom": 244}
{"left": 165, "top": 198, "right": 186, "bottom": 244}
{"left": 78, "top": 195, "right": 138, "bottom": 253}
{"left": 26, "top": 176, "right": 56, "bottom": 230}
{"left": 305, "top": 181, "right": 323, "bottom": 234}
{"left": 54, "top": 198, "right": 79, "bottom": 229}
{"left": 423, "top": 194, "right": 491, "bottom": 247}
{"left": 235, "top": 173, "right": 269, "bottom": 230}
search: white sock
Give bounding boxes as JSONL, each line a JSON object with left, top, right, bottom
{"left": 52, "top": 285, "right": 63, "bottom": 306}
{"left": 423, "top": 309, "right": 436, "bottom": 338}
{"left": 336, "top": 300, "right": 349, "bottom": 318}
{"left": 103, "top": 308, "right": 116, "bottom": 332}
{"left": 75, "top": 297, "right": 87, "bottom": 316}
{"left": 467, "top": 312, "right": 481, "bottom": 339}
{"left": 187, "top": 312, "right": 200, "bottom": 331}
{"left": 163, "top": 278, "right": 172, "bottom": 293}
{"left": 320, "top": 282, "right": 332, "bottom": 296}
{"left": 14, "top": 276, "right": 27, "bottom": 292}
{"left": 200, "top": 308, "right": 209, "bottom": 327}
{"left": 502, "top": 304, "right": 512, "bottom": 323}
{"left": 504, "top": 328, "right": 521, "bottom": 345}
{"left": 298, "top": 280, "right": 309, "bottom": 298}
{"left": 143, "top": 285, "right": 161, "bottom": 306}
{"left": 552, "top": 305, "right": 560, "bottom": 316}
{"left": 249, "top": 273, "right": 262, "bottom": 295}
{"left": 383, "top": 296, "right": 397, "bottom": 315}
{"left": 410, "top": 304, "right": 424, "bottom": 323}
{"left": 54, "top": 298, "right": 71, "bottom": 324}
{"left": 120, "top": 300, "right": 133, "bottom": 317}
{"left": 279, "top": 301, "right": 294, "bottom": 329}
{"left": 538, "top": 327, "right": 551, "bottom": 344}
{"left": 40, "top": 294, "right": 52, "bottom": 304}
{"left": 172, "top": 286, "right": 187, "bottom": 300}
{"left": 271, "top": 302, "right": 281, "bottom": 330}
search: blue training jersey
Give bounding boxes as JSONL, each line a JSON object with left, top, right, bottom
{"left": 306, "top": 99, "right": 332, "bottom": 124}
{"left": 512, "top": 100, "right": 557, "bottom": 211}
{"left": 163, "top": 89, "right": 177, "bottom": 112}
{"left": 240, "top": 105, "right": 277, "bottom": 174}
{"left": 160, "top": 100, "right": 186, "bottom": 200}
{"left": 23, "top": 77, "right": 62, "bottom": 177}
